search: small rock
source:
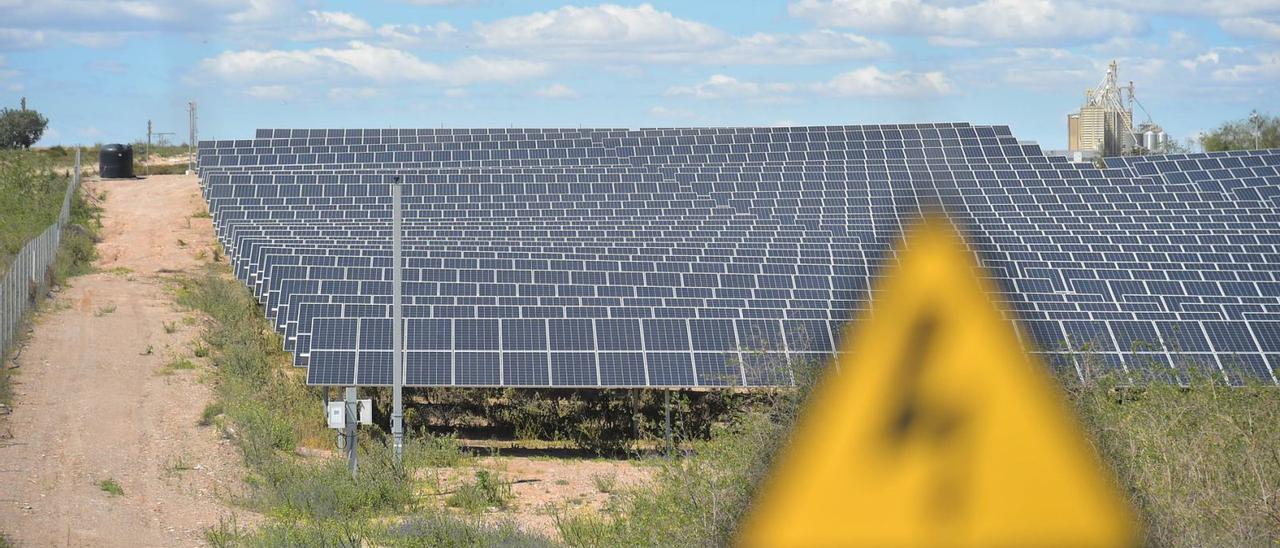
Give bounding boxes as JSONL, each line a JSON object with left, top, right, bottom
{"left": 0, "top": 404, "right": 10, "bottom": 415}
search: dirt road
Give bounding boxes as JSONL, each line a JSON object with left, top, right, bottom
{"left": 0, "top": 174, "right": 250, "bottom": 547}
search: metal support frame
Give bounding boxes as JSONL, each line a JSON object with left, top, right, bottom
{"left": 391, "top": 178, "right": 405, "bottom": 463}
{"left": 345, "top": 386, "right": 358, "bottom": 478}
{"left": 664, "top": 390, "right": 673, "bottom": 457}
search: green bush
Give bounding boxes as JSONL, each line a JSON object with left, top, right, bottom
{"left": 0, "top": 150, "right": 67, "bottom": 267}
{"left": 447, "top": 469, "right": 513, "bottom": 513}
{"left": 0, "top": 107, "right": 47, "bottom": 150}
{"left": 380, "top": 513, "right": 554, "bottom": 547}
{"left": 1067, "top": 373, "right": 1280, "bottom": 546}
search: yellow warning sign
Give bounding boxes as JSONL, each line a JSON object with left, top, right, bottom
{"left": 738, "top": 215, "right": 1137, "bottom": 547}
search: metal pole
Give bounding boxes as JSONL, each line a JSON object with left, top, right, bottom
{"left": 146, "top": 120, "right": 152, "bottom": 176}
{"left": 345, "top": 386, "right": 358, "bottom": 479}
{"left": 664, "top": 390, "right": 673, "bottom": 457}
{"left": 391, "top": 178, "right": 404, "bottom": 463}
{"left": 188, "top": 102, "right": 198, "bottom": 174}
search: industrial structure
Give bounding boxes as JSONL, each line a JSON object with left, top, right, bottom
{"left": 1067, "top": 61, "right": 1166, "bottom": 158}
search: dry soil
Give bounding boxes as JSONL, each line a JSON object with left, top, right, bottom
{"left": 0, "top": 174, "right": 251, "bottom": 547}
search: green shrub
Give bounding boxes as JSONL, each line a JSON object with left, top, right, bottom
{"left": 447, "top": 470, "right": 512, "bottom": 513}
{"left": 380, "top": 512, "right": 554, "bottom": 547}
{"left": 98, "top": 478, "right": 124, "bottom": 496}
{"left": 199, "top": 402, "right": 223, "bottom": 426}
{"left": 1067, "top": 374, "right": 1280, "bottom": 546}
{"left": 404, "top": 432, "right": 468, "bottom": 468}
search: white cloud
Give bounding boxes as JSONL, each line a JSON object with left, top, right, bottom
{"left": 476, "top": 4, "right": 887, "bottom": 64}
{"left": 665, "top": 74, "right": 795, "bottom": 100}
{"left": 375, "top": 22, "right": 458, "bottom": 46}
{"left": 0, "top": 27, "right": 131, "bottom": 50}
{"left": 788, "top": 0, "right": 1142, "bottom": 44}
{"left": 476, "top": 3, "right": 724, "bottom": 49}
{"left": 535, "top": 83, "right": 579, "bottom": 99}
{"left": 711, "top": 30, "right": 889, "bottom": 64}
{"left": 196, "top": 41, "right": 548, "bottom": 86}
{"left": 665, "top": 68, "right": 954, "bottom": 103}
{"left": 0, "top": 28, "right": 46, "bottom": 49}
{"left": 1220, "top": 17, "right": 1280, "bottom": 41}
{"left": 1181, "top": 50, "right": 1226, "bottom": 71}
{"left": 813, "top": 66, "right": 954, "bottom": 97}
{"left": 300, "top": 11, "right": 373, "bottom": 40}
{"left": 0, "top": 0, "right": 299, "bottom": 30}
{"left": 1211, "top": 51, "right": 1280, "bottom": 82}
{"left": 1099, "top": 0, "right": 1280, "bottom": 18}
{"left": 245, "top": 85, "right": 292, "bottom": 99}
{"left": 927, "top": 36, "right": 981, "bottom": 48}
{"left": 0, "top": 1, "right": 302, "bottom": 49}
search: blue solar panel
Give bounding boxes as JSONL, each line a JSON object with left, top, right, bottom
{"left": 196, "top": 127, "right": 1280, "bottom": 387}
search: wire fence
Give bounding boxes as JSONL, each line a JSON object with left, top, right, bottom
{"left": 1, "top": 149, "right": 82, "bottom": 360}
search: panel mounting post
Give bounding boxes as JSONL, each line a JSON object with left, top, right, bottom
{"left": 346, "top": 386, "right": 359, "bottom": 479}
{"left": 391, "top": 177, "right": 405, "bottom": 464}
{"left": 664, "top": 389, "right": 673, "bottom": 457}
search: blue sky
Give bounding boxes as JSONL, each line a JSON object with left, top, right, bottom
{"left": 2, "top": 0, "right": 1277, "bottom": 149}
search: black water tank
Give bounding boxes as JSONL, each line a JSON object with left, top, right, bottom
{"left": 99, "top": 144, "right": 134, "bottom": 179}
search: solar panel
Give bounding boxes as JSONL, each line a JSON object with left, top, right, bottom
{"left": 196, "top": 127, "right": 1280, "bottom": 387}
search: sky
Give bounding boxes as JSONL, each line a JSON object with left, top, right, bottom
{"left": 1, "top": 0, "right": 1278, "bottom": 150}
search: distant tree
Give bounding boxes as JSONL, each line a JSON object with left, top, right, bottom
{"left": 1199, "top": 110, "right": 1280, "bottom": 151}
{"left": 0, "top": 101, "right": 49, "bottom": 149}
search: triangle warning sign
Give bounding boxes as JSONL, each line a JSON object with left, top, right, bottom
{"left": 738, "top": 215, "right": 1137, "bottom": 547}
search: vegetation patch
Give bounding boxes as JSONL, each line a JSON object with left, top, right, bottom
{"left": 98, "top": 478, "right": 124, "bottom": 497}
{"left": 175, "top": 268, "right": 500, "bottom": 545}
{"left": 0, "top": 150, "right": 100, "bottom": 406}
{"left": 446, "top": 469, "right": 513, "bottom": 513}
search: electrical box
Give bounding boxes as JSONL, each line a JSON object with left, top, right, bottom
{"left": 358, "top": 399, "right": 373, "bottom": 425}
{"left": 326, "top": 401, "right": 345, "bottom": 429}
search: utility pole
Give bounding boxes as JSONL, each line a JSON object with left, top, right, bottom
{"left": 391, "top": 177, "right": 405, "bottom": 464}
{"left": 146, "top": 120, "right": 152, "bottom": 176}
{"left": 187, "top": 101, "right": 198, "bottom": 175}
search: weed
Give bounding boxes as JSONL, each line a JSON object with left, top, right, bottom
{"left": 140, "top": 344, "right": 153, "bottom": 356}
{"left": 163, "top": 321, "right": 177, "bottom": 334}
{"left": 192, "top": 209, "right": 212, "bottom": 219}
{"left": 211, "top": 246, "right": 223, "bottom": 262}
{"left": 381, "top": 513, "right": 554, "bottom": 547}
{"left": 199, "top": 402, "right": 223, "bottom": 427}
{"left": 161, "top": 356, "right": 195, "bottom": 374}
{"left": 177, "top": 238, "right": 187, "bottom": 248}
{"left": 93, "top": 303, "right": 116, "bottom": 317}
{"left": 555, "top": 479, "right": 571, "bottom": 486}
{"left": 98, "top": 478, "right": 124, "bottom": 496}
{"left": 167, "top": 454, "right": 193, "bottom": 475}
{"left": 1066, "top": 372, "right": 1280, "bottom": 546}
{"left": 0, "top": 531, "right": 11, "bottom": 548}
{"left": 591, "top": 471, "right": 617, "bottom": 494}
{"left": 403, "top": 432, "right": 468, "bottom": 469}
{"left": 204, "top": 515, "right": 246, "bottom": 547}
{"left": 193, "top": 343, "right": 209, "bottom": 358}
{"left": 447, "top": 470, "right": 513, "bottom": 513}
{"left": 194, "top": 249, "right": 208, "bottom": 261}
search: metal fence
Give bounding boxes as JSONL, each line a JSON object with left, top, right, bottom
{"left": 1, "top": 149, "right": 82, "bottom": 359}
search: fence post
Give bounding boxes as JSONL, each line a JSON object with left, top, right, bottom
{"left": 0, "top": 147, "right": 83, "bottom": 362}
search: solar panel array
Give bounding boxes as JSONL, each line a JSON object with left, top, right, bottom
{"left": 196, "top": 126, "right": 1280, "bottom": 387}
